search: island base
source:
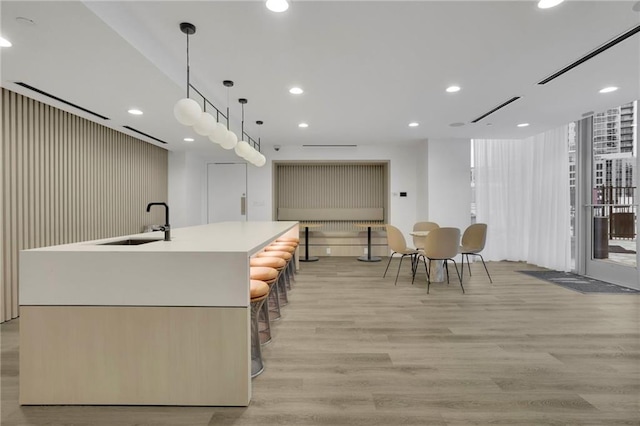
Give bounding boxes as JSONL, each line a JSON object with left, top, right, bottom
{"left": 19, "top": 305, "right": 250, "bottom": 406}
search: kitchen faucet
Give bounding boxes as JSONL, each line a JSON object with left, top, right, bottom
{"left": 146, "top": 202, "right": 171, "bottom": 241}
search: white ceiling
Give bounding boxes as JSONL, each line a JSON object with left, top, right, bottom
{"left": 1, "top": 1, "right": 639, "bottom": 154}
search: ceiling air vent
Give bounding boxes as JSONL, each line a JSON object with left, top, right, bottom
{"left": 538, "top": 23, "right": 640, "bottom": 85}
{"left": 302, "top": 145, "right": 357, "bottom": 148}
{"left": 14, "top": 82, "right": 110, "bottom": 120}
{"left": 122, "top": 126, "right": 168, "bottom": 145}
{"left": 471, "top": 96, "right": 521, "bottom": 123}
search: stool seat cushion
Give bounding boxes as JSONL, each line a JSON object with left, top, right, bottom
{"left": 250, "top": 257, "right": 286, "bottom": 269}
{"left": 256, "top": 251, "right": 293, "bottom": 260}
{"left": 249, "top": 266, "right": 279, "bottom": 281}
{"left": 265, "top": 245, "right": 295, "bottom": 253}
{"left": 250, "top": 280, "right": 270, "bottom": 300}
{"left": 272, "top": 241, "right": 298, "bottom": 248}
{"left": 276, "top": 237, "right": 299, "bottom": 243}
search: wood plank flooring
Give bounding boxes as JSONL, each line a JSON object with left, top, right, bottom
{"left": 2, "top": 258, "right": 639, "bottom": 425}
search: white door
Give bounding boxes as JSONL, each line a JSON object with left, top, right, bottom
{"left": 207, "top": 163, "right": 247, "bottom": 223}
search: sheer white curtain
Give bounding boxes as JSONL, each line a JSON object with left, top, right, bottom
{"left": 474, "top": 126, "right": 571, "bottom": 271}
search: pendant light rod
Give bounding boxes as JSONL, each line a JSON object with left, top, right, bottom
{"left": 239, "top": 98, "right": 247, "bottom": 138}
{"left": 224, "top": 80, "right": 234, "bottom": 131}
{"left": 256, "top": 120, "right": 263, "bottom": 150}
{"left": 179, "top": 22, "right": 196, "bottom": 98}
{"left": 237, "top": 98, "right": 261, "bottom": 152}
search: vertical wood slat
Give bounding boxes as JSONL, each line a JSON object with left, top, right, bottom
{"left": 0, "top": 88, "right": 168, "bottom": 323}
{"left": 275, "top": 163, "right": 387, "bottom": 232}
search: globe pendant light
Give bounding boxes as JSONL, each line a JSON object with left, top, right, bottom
{"left": 209, "top": 122, "right": 227, "bottom": 145}
{"left": 234, "top": 98, "right": 254, "bottom": 158}
{"left": 173, "top": 23, "right": 202, "bottom": 126}
{"left": 193, "top": 110, "right": 218, "bottom": 136}
{"left": 220, "top": 130, "right": 238, "bottom": 150}
{"left": 254, "top": 153, "right": 267, "bottom": 167}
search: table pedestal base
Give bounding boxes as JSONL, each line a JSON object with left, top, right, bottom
{"left": 300, "top": 256, "right": 319, "bottom": 262}
{"left": 358, "top": 255, "right": 381, "bottom": 262}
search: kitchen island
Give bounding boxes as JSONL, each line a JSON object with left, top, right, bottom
{"left": 19, "top": 221, "right": 298, "bottom": 406}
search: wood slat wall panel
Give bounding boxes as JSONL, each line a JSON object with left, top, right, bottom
{"left": 275, "top": 162, "right": 387, "bottom": 232}
{"left": 0, "top": 88, "right": 168, "bottom": 323}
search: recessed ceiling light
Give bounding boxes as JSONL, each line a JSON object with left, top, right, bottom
{"left": 183, "top": 137, "right": 194, "bottom": 142}
{"left": 517, "top": 123, "right": 530, "bottom": 127}
{"left": 298, "top": 123, "right": 309, "bottom": 128}
{"left": 408, "top": 122, "right": 419, "bottom": 127}
{"left": 599, "top": 86, "right": 618, "bottom": 93}
{"left": 0, "top": 37, "right": 12, "bottom": 47}
{"left": 128, "top": 109, "right": 143, "bottom": 115}
{"left": 266, "top": 0, "right": 289, "bottom": 12}
{"left": 538, "top": 0, "right": 564, "bottom": 9}
{"left": 446, "top": 86, "right": 461, "bottom": 93}
{"left": 289, "top": 87, "right": 304, "bottom": 95}
{"left": 449, "top": 122, "right": 465, "bottom": 127}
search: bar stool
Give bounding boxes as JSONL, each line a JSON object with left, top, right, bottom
{"left": 266, "top": 244, "right": 297, "bottom": 287}
{"left": 250, "top": 266, "right": 280, "bottom": 325}
{"left": 250, "top": 279, "right": 269, "bottom": 378}
{"left": 251, "top": 256, "right": 289, "bottom": 307}
{"left": 259, "top": 249, "right": 294, "bottom": 292}
{"left": 276, "top": 236, "right": 299, "bottom": 243}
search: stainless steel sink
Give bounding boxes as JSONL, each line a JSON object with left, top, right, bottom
{"left": 99, "top": 238, "right": 162, "bottom": 246}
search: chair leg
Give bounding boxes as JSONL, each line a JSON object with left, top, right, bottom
{"left": 410, "top": 254, "right": 417, "bottom": 279}
{"left": 478, "top": 254, "right": 493, "bottom": 283}
{"left": 466, "top": 254, "right": 472, "bottom": 276}
{"left": 411, "top": 254, "right": 420, "bottom": 284}
{"left": 394, "top": 255, "right": 405, "bottom": 286}
{"left": 423, "top": 257, "right": 431, "bottom": 293}
{"left": 383, "top": 252, "right": 396, "bottom": 278}
{"left": 444, "top": 260, "right": 450, "bottom": 284}
{"left": 450, "top": 258, "right": 464, "bottom": 294}
{"left": 460, "top": 253, "right": 464, "bottom": 282}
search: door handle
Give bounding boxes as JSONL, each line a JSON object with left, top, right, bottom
{"left": 240, "top": 195, "right": 246, "bottom": 215}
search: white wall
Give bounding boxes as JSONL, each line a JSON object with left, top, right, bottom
{"left": 168, "top": 150, "right": 208, "bottom": 228}
{"left": 415, "top": 140, "right": 429, "bottom": 221}
{"left": 168, "top": 139, "right": 471, "bottom": 244}
{"left": 426, "top": 138, "right": 471, "bottom": 233}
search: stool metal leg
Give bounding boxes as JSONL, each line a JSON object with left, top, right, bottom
{"left": 258, "top": 299, "right": 272, "bottom": 345}
{"left": 277, "top": 270, "right": 289, "bottom": 307}
{"left": 268, "top": 281, "right": 281, "bottom": 321}
{"left": 251, "top": 297, "right": 267, "bottom": 378}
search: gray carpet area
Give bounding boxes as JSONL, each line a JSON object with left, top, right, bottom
{"left": 518, "top": 270, "right": 640, "bottom": 294}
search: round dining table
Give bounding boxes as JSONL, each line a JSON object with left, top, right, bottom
{"left": 355, "top": 223, "right": 386, "bottom": 262}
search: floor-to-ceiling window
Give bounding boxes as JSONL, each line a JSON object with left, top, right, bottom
{"left": 580, "top": 101, "right": 638, "bottom": 289}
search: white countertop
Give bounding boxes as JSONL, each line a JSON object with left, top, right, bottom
{"left": 20, "top": 221, "right": 299, "bottom": 307}
{"left": 28, "top": 221, "right": 299, "bottom": 253}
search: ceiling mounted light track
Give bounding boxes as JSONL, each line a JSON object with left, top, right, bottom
{"left": 172, "top": 22, "right": 265, "bottom": 166}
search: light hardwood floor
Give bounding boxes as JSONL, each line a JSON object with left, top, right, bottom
{"left": 2, "top": 258, "right": 639, "bottom": 425}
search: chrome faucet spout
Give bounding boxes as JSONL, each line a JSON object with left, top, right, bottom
{"left": 146, "top": 202, "right": 170, "bottom": 241}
